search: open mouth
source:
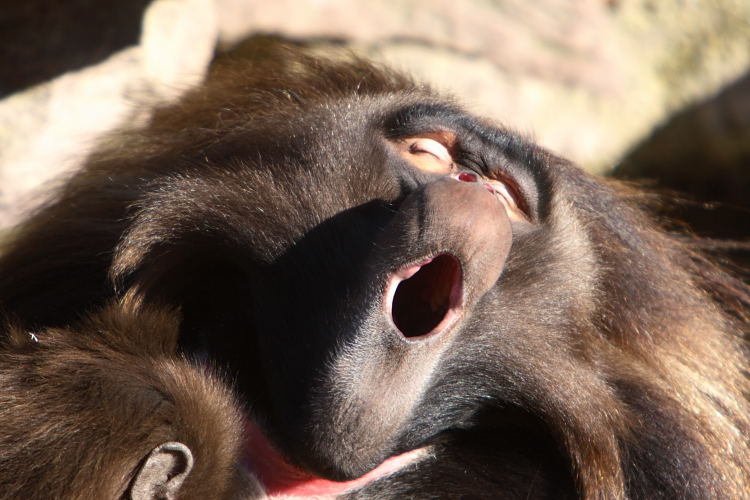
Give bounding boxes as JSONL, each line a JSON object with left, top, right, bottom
{"left": 387, "top": 253, "right": 463, "bottom": 339}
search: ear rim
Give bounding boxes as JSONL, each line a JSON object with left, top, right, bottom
{"left": 129, "top": 441, "right": 194, "bottom": 500}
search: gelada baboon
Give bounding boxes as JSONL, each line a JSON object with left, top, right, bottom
{"left": 0, "top": 45, "right": 748, "bottom": 499}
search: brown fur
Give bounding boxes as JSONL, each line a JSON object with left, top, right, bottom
{"left": 0, "top": 305, "right": 253, "bottom": 499}
{"left": 0, "top": 45, "right": 748, "bottom": 499}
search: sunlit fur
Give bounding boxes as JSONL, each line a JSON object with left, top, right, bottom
{"left": 0, "top": 44, "right": 747, "bottom": 499}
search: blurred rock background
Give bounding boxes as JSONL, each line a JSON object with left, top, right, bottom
{"left": 1, "top": 0, "right": 748, "bottom": 242}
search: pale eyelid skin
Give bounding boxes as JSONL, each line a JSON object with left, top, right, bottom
{"left": 409, "top": 137, "right": 453, "bottom": 163}
{"left": 392, "top": 135, "right": 529, "bottom": 223}
{"left": 393, "top": 135, "right": 455, "bottom": 175}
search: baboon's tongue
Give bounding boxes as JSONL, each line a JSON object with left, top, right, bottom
{"left": 244, "top": 420, "right": 424, "bottom": 498}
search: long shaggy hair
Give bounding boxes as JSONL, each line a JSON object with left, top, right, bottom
{"left": 0, "top": 45, "right": 748, "bottom": 499}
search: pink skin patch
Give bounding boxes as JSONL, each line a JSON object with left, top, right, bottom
{"left": 456, "top": 172, "right": 478, "bottom": 183}
{"left": 244, "top": 420, "right": 428, "bottom": 498}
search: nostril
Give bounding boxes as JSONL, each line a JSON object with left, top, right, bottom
{"left": 388, "top": 254, "right": 463, "bottom": 339}
{"left": 456, "top": 172, "right": 478, "bottom": 183}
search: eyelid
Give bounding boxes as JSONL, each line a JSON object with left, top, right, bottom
{"left": 485, "top": 176, "right": 529, "bottom": 222}
{"left": 391, "top": 133, "right": 457, "bottom": 175}
{"left": 408, "top": 138, "right": 452, "bottom": 163}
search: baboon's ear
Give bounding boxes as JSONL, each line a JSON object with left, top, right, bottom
{"left": 130, "top": 442, "right": 194, "bottom": 500}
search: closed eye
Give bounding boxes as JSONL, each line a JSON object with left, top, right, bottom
{"left": 484, "top": 178, "right": 528, "bottom": 223}
{"left": 408, "top": 138, "right": 452, "bottom": 163}
{"left": 391, "top": 134, "right": 457, "bottom": 175}
{"left": 390, "top": 134, "right": 530, "bottom": 222}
